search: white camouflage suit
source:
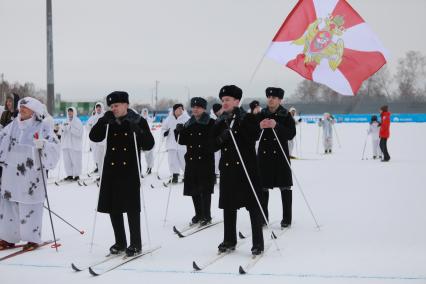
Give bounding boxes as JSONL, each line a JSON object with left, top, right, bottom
{"left": 86, "top": 103, "right": 106, "bottom": 175}
{"left": 60, "top": 107, "right": 83, "bottom": 177}
{"left": 161, "top": 110, "right": 190, "bottom": 175}
{"left": 0, "top": 98, "right": 60, "bottom": 244}
{"left": 287, "top": 107, "right": 299, "bottom": 157}
{"left": 141, "top": 108, "right": 154, "bottom": 170}
{"left": 318, "top": 113, "right": 335, "bottom": 152}
{"left": 368, "top": 121, "right": 382, "bottom": 157}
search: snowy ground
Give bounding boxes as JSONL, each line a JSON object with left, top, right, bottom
{"left": 1, "top": 122, "right": 425, "bottom": 284}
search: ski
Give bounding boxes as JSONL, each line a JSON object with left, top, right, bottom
{"left": 0, "top": 240, "right": 58, "bottom": 262}
{"left": 193, "top": 234, "right": 251, "bottom": 271}
{"left": 172, "top": 222, "right": 200, "bottom": 235}
{"left": 71, "top": 253, "right": 124, "bottom": 272}
{"left": 173, "top": 220, "right": 222, "bottom": 238}
{"left": 238, "top": 227, "right": 289, "bottom": 275}
{"left": 150, "top": 180, "right": 183, "bottom": 189}
{"left": 88, "top": 246, "right": 161, "bottom": 276}
{"left": 78, "top": 177, "right": 100, "bottom": 187}
{"left": 54, "top": 179, "right": 77, "bottom": 186}
{"left": 0, "top": 244, "right": 25, "bottom": 251}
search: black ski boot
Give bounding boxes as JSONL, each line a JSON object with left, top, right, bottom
{"left": 125, "top": 246, "right": 141, "bottom": 257}
{"left": 109, "top": 243, "right": 126, "bottom": 255}
{"left": 200, "top": 217, "right": 212, "bottom": 226}
{"left": 172, "top": 173, "right": 179, "bottom": 184}
{"left": 191, "top": 215, "right": 201, "bottom": 225}
{"left": 218, "top": 241, "right": 236, "bottom": 253}
{"left": 251, "top": 245, "right": 264, "bottom": 256}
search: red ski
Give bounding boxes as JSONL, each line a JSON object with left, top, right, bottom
{"left": 0, "top": 244, "right": 25, "bottom": 251}
{"left": 0, "top": 240, "right": 59, "bottom": 262}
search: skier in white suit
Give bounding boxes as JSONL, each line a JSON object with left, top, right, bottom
{"left": 0, "top": 97, "right": 60, "bottom": 250}
{"left": 86, "top": 102, "right": 106, "bottom": 176}
{"left": 61, "top": 107, "right": 83, "bottom": 181}
{"left": 161, "top": 104, "right": 190, "bottom": 183}
{"left": 367, "top": 115, "right": 382, "bottom": 159}
{"left": 141, "top": 108, "right": 154, "bottom": 175}
{"left": 318, "top": 112, "right": 335, "bottom": 154}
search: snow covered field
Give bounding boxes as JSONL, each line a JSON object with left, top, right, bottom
{"left": 1, "top": 122, "right": 425, "bottom": 284}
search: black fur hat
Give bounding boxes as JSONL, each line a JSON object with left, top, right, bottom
{"left": 190, "top": 97, "right": 207, "bottom": 109}
{"left": 265, "top": 87, "right": 284, "bottom": 99}
{"left": 219, "top": 85, "right": 242, "bottom": 100}
{"left": 106, "top": 91, "right": 129, "bottom": 106}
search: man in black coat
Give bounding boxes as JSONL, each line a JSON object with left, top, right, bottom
{"left": 210, "top": 85, "right": 264, "bottom": 256}
{"left": 175, "top": 97, "right": 216, "bottom": 226}
{"left": 89, "top": 91, "right": 154, "bottom": 257}
{"left": 257, "top": 87, "right": 296, "bottom": 228}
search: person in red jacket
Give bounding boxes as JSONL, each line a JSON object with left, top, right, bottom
{"left": 379, "top": 105, "right": 391, "bottom": 162}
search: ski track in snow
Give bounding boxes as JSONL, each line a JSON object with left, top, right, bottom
{"left": 1, "top": 123, "right": 425, "bottom": 284}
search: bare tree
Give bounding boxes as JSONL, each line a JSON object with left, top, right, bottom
{"left": 394, "top": 50, "right": 426, "bottom": 101}
{"left": 358, "top": 65, "right": 392, "bottom": 100}
{"left": 292, "top": 80, "right": 322, "bottom": 102}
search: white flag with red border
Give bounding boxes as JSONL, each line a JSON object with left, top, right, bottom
{"left": 266, "top": 0, "right": 389, "bottom": 95}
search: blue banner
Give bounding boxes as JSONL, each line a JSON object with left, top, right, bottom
{"left": 53, "top": 113, "right": 426, "bottom": 125}
{"left": 301, "top": 113, "right": 426, "bottom": 123}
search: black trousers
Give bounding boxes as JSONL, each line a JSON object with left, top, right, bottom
{"left": 261, "top": 188, "right": 292, "bottom": 224}
{"left": 223, "top": 208, "right": 264, "bottom": 249}
{"left": 192, "top": 194, "right": 211, "bottom": 219}
{"left": 109, "top": 212, "right": 141, "bottom": 249}
{"left": 379, "top": 138, "right": 390, "bottom": 160}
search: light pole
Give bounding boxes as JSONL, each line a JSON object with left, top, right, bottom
{"left": 0, "top": 73, "right": 4, "bottom": 105}
{"left": 46, "top": 0, "right": 55, "bottom": 115}
{"left": 155, "top": 80, "right": 159, "bottom": 110}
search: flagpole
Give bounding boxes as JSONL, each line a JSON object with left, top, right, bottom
{"left": 248, "top": 43, "right": 272, "bottom": 84}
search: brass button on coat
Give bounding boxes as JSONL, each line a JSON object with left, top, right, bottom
{"left": 111, "top": 162, "right": 115, "bottom": 166}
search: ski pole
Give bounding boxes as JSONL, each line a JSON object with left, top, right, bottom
{"left": 332, "top": 123, "right": 341, "bottom": 148}
{"left": 43, "top": 205, "right": 84, "bottom": 234}
{"left": 163, "top": 133, "right": 181, "bottom": 226}
{"left": 271, "top": 129, "right": 321, "bottom": 230}
{"left": 90, "top": 123, "right": 109, "bottom": 252}
{"left": 316, "top": 122, "right": 321, "bottom": 154}
{"left": 228, "top": 118, "right": 281, "bottom": 253}
{"left": 37, "top": 148, "right": 60, "bottom": 251}
{"left": 361, "top": 131, "right": 369, "bottom": 160}
{"left": 133, "top": 132, "right": 152, "bottom": 251}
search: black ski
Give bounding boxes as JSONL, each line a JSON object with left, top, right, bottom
{"left": 238, "top": 227, "right": 290, "bottom": 274}
{"left": 193, "top": 233, "right": 251, "bottom": 271}
{"left": 88, "top": 246, "right": 161, "bottom": 276}
{"left": 173, "top": 220, "right": 222, "bottom": 238}
{"left": 71, "top": 253, "right": 124, "bottom": 272}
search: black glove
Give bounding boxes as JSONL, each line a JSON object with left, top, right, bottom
{"left": 129, "top": 121, "right": 143, "bottom": 135}
{"left": 298, "top": 118, "right": 302, "bottom": 122}
{"left": 175, "top": 123, "right": 185, "bottom": 133}
{"left": 216, "top": 128, "right": 231, "bottom": 145}
{"left": 99, "top": 111, "right": 115, "bottom": 124}
{"left": 319, "top": 118, "right": 323, "bottom": 122}
{"left": 232, "top": 107, "right": 242, "bottom": 119}
{"left": 163, "top": 129, "right": 170, "bottom": 137}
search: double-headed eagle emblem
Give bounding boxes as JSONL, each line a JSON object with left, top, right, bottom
{"left": 293, "top": 15, "right": 345, "bottom": 71}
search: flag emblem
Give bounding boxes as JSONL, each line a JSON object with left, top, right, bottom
{"left": 266, "top": 0, "right": 389, "bottom": 95}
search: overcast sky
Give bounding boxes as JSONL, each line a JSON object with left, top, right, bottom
{"left": 1, "top": 0, "right": 425, "bottom": 103}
